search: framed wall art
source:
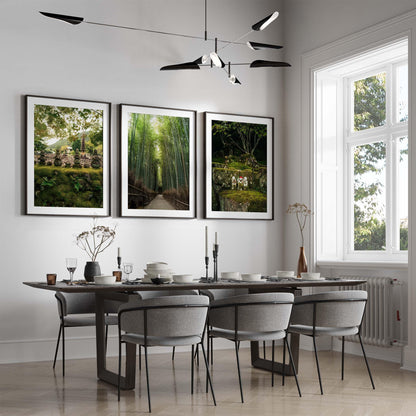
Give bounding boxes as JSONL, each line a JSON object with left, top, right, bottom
{"left": 120, "top": 104, "right": 196, "bottom": 218}
{"left": 26, "top": 95, "right": 111, "bottom": 216}
{"left": 205, "top": 112, "right": 273, "bottom": 220}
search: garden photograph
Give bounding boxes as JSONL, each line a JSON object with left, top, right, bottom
{"left": 127, "top": 112, "right": 191, "bottom": 211}
{"left": 210, "top": 119, "right": 268, "bottom": 213}
{"left": 32, "top": 102, "right": 105, "bottom": 209}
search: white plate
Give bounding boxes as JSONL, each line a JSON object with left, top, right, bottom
{"left": 92, "top": 281, "right": 123, "bottom": 285}
{"left": 291, "top": 276, "right": 326, "bottom": 281}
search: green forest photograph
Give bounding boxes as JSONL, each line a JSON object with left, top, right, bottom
{"left": 27, "top": 96, "right": 109, "bottom": 215}
{"left": 126, "top": 109, "right": 193, "bottom": 214}
{"left": 208, "top": 117, "right": 271, "bottom": 216}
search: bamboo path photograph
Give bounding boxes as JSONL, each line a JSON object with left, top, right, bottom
{"left": 121, "top": 105, "right": 196, "bottom": 218}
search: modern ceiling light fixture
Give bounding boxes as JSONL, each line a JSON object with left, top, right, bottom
{"left": 39, "top": 0, "right": 290, "bottom": 85}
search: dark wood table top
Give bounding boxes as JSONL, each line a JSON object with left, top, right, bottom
{"left": 23, "top": 278, "right": 366, "bottom": 293}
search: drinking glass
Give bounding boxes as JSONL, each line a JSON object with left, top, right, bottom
{"left": 66, "top": 258, "right": 77, "bottom": 284}
{"left": 123, "top": 263, "right": 133, "bottom": 281}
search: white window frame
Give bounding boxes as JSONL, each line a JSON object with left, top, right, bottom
{"left": 315, "top": 41, "right": 408, "bottom": 263}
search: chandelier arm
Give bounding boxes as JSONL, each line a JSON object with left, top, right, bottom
{"left": 217, "top": 29, "right": 253, "bottom": 52}
{"left": 85, "top": 21, "right": 246, "bottom": 45}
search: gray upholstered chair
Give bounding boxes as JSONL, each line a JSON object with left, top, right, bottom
{"left": 117, "top": 295, "right": 216, "bottom": 413}
{"left": 288, "top": 290, "right": 375, "bottom": 394}
{"left": 53, "top": 292, "right": 118, "bottom": 376}
{"left": 136, "top": 290, "right": 199, "bottom": 363}
{"left": 208, "top": 292, "right": 301, "bottom": 403}
{"left": 199, "top": 288, "right": 250, "bottom": 361}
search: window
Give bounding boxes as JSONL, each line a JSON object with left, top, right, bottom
{"left": 316, "top": 39, "right": 408, "bottom": 262}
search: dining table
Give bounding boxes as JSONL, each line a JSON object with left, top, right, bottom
{"left": 23, "top": 277, "right": 366, "bottom": 390}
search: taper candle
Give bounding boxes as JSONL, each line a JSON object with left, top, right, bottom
{"left": 118, "top": 247, "right": 120, "bottom": 257}
{"left": 215, "top": 232, "right": 218, "bottom": 245}
{"left": 205, "top": 226, "right": 208, "bottom": 257}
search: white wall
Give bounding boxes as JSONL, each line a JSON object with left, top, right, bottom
{"left": 282, "top": 0, "right": 416, "bottom": 366}
{"left": 0, "top": 0, "right": 285, "bottom": 363}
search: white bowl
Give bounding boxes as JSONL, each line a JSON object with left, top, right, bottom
{"left": 276, "top": 271, "right": 295, "bottom": 278}
{"left": 146, "top": 261, "right": 168, "bottom": 270}
{"left": 301, "top": 272, "right": 321, "bottom": 280}
{"left": 221, "top": 272, "right": 241, "bottom": 280}
{"left": 172, "top": 274, "right": 193, "bottom": 283}
{"left": 94, "top": 275, "right": 116, "bottom": 285}
{"left": 241, "top": 273, "right": 262, "bottom": 282}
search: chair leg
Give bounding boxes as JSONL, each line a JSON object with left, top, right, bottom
{"left": 139, "top": 345, "right": 142, "bottom": 371}
{"left": 200, "top": 341, "right": 216, "bottom": 406}
{"left": 62, "top": 325, "right": 65, "bottom": 377}
{"left": 234, "top": 341, "right": 244, "bottom": 403}
{"left": 263, "top": 341, "right": 266, "bottom": 359}
{"left": 282, "top": 336, "right": 286, "bottom": 386}
{"left": 206, "top": 333, "right": 210, "bottom": 394}
{"left": 191, "top": 345, "right": 194, "bottom": 395}
{"left": 144, "top": 345, "right": 151, "bottom": 413}
{"left": 105, "top": 324, "right": 109, "bottom": 355}
{"left": 53, "top": 324, "right": 62, "bottom": 369}
{"left": 312, "top": 336, "right": 323, "bottom": 395}
{"left": 271, "top": 340, "right": 275, "bottom": 387}
{"left": 358, "top": 333, "right": 375, "bottom": 389}
{"left": 118, "top": 340, "right": 122, "bottom": 401}
{"left": 172, "top": 346, "right": 176, "bottom": 361}
{"left": 341, "top": 336, "right": 345, "bottom": 380}
{"left": 284, "top": 337, "right": 302, "bottom": 397}
{"left": 210, "top": 330, "right": 213, "bottom": 363}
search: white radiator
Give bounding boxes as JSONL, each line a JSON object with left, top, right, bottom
{"left": 338, "top": 276, "right": 395, "bottom": 347}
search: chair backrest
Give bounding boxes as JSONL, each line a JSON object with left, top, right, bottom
{"left": 55, "top": 292, "right": 96, "bottom": 316}
{"left": 209, "top": 292, "right": 294, "bottom": 333}
{"left": 290, "top": 290, "right": 367, "bottom": 328}
{"left": 119, "top": 295, "right": 209, "bottom": 339}
{"left": 136, "top": 289, "right": 199, "bottom": 300}
{"left": 55, "top": 292, "right": 119, "bottom": 316}
{"left": 199, "top": 288, "right": 249, "bottom": 301}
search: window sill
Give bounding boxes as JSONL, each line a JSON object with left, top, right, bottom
{"left": 317, "top": 260, "right": 408, "bottom": 270}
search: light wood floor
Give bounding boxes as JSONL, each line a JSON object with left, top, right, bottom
{"left": 1, "top": 347, "right": 416, "bottom": 415}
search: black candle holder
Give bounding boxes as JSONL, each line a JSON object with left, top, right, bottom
{"left": 213, "top": 244, "right": 219, "bottom": 282}
{"left": 205, "top": 256, "right": 209, "bottom": 280}
{"left": 117, "top": 256, "right": 121, "bottom": 269}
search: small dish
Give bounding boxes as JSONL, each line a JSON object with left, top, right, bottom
{"left": 241, "top": 273, "right": 262, "bottom": 282}
{"left": 301, "top": 272, "right": 321, "bottom": 280}
{"left": 276, "top": 271, "right": 295, "bottom": 278}
{"left": 172, "top": 274, "right": 193, "bottom": 283}
{"left": 94, "top": 275, "right": 116, "bottom": 285}
{"left": 151, "top": 277, "right": 172, "bottom": 285}
{"left": 221, "top": 272, "right": 241, "bottom": 280}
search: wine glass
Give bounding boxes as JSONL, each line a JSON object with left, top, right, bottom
{"left": 66, "top": 258, "right": 77, "bottom": 284}
{"left": 123, "top": 263, "right": 133, "bottom": 281}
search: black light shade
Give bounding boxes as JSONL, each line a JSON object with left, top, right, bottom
{"left": 250, "top": 60, "right": 291, "bottom": 68}
{"left": 252, "top": 11, "right": 279, "bottom": 31}
{"left": 247, "top": 41, "right": 283, "bottom": 51}
{"left": 39, "top": 11, "right": 84, "bottom": 25}
{"left": 160, "top": 61, "right": 200, "bottom": 71}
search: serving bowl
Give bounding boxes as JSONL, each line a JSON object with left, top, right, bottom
{"left": 94, "top": 275, "right": 116, "bottom": 285}
{"left": 221, "top": 272, "right": 241, "bottom": 280}
{"left": 172, "top": 274, "right": 193, "bottom": 283}
{"left": 241, "top": 273, "right": 262, "bottom": 281}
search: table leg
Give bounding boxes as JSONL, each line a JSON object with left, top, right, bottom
{"left": 248, "top": 287, "right": 301, "bottom": 376}
{"left": 95, "top": 293, "right": 136, "bottom": 390}
{"left": 250, "top": 333, "right": 299, "bottom": 376}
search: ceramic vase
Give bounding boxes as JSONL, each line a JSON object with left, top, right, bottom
{"left": 297, "top": 247, "right": 307, "bottom": 277}
{"left": 84, "top": 261, "right": 101, "bottom": 282}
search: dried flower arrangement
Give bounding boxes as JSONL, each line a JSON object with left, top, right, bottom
{"left": 76, "top": 220, "right": 116, "bottom": 261}
{"left": 287, "top": 203, "right": 313, "bottom": 247}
